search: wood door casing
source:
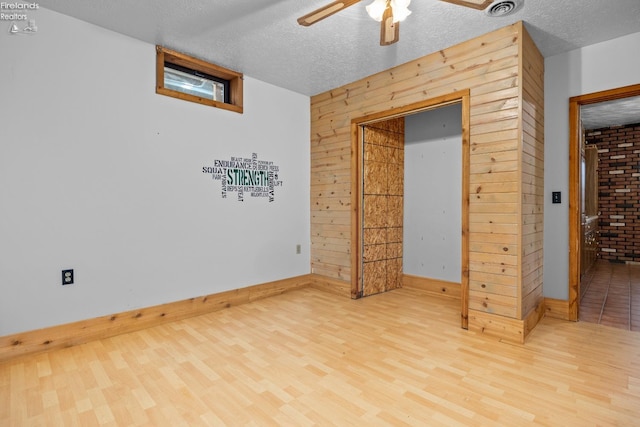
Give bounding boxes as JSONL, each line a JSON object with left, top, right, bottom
{"left": 350, "top": 91, "right": 470, "bottom": 327}
{"left": 568, "top": 83, "right": 640, "bottom": 321}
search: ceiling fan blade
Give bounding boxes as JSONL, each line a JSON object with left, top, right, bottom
{"left": 379, "top": 6, "right": 399, "bottom": 46}
{"left": 439, "top": 0, "right": 493, "bottom": 10}
{"left": 297, "top": 0, "right": 361, "bottom": 26}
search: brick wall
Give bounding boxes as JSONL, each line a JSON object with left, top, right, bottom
{"left": 585, "top": 122, "right": 640, "bottom": 263}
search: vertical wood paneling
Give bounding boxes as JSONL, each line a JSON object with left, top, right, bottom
{"left": 310, "top": 22, "right": 545, "bottom": 339}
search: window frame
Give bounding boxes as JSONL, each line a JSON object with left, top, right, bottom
{"left": 156, "top": 46, "right": 243, "bottom": 114}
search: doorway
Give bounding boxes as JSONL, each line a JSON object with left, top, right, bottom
{"left": 568, "top": 83, "right": 640, "bottom": 322}
{"left": 350, "top": 90, "right": 470, "bottom": 328}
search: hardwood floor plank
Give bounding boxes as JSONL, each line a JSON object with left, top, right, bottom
{"left": 2, "top": 287, "right": 640, "bottom": 425}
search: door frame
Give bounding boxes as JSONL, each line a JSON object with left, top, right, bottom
{"left": 568, "top": 83, "right": 640, "bottom": 321}
{"left": 350, "top": 90, "right": 471, "bottom": 328}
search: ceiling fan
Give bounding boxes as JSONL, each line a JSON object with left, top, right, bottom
{"left": 297, "top": 0, "right": 494, "bottom": 46}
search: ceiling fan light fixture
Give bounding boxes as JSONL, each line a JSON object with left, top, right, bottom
{"left": 391, "top": 0, "right": 412, "bottom": 23}
{"left": 366, "top": 0, "right": 411, "bottom": 23}
{"left": 366, "top": 0, "right": 387, "bottom": 22}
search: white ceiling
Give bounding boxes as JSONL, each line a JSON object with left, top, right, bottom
{"left": 581, "top": 96, "right": 640, "bottom": 130}
{"left": 40, "top": 0, "right": 640, "bottom": 96}
{"left": 40, "top": 0, "right": 640, "bottom": 126}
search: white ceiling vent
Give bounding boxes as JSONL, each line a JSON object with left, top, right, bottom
{"left": 485, "top": 0, "right": 523, "bottom": 17}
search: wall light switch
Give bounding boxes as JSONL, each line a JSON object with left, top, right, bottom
{"left": 552, "top": 191, "right": 561, "bottom": 204}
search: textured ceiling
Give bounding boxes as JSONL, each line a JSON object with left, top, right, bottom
{"left": 38, "top": 0, "right": 640, "bottom": 126}
{"left": 39, "top": 0, "right": 640, "bottom": 96}
{"left": 581, "top": 97, "right": 640, "bottom": 130}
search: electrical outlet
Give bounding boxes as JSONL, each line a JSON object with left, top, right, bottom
{"left": 296, "top": 244, "right": 301, "bottom": 254}
{"left": 62, "top": 269, "right": 74, "bottom": 285}
{"left": 552, "top": 191, "right": 561, "bottom": 204}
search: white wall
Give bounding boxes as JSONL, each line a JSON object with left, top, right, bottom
{"left": 404, "top": 104, "right": 462, "bottom": 283}
{"left": 0, "top": 8, "right": 310, "bottom": 335}
{"left": 544, "top": 31, "right": 640, "bottom": 299}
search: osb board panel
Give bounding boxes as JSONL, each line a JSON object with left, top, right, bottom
{"left": 386, "top": 196, "right": 403, "bottom": 227}
{"left": 366, "top": 117, "right": 405, "bottom": 133}
{"left": 362, "top": 258, "right": 403, "bottom": 294}
{"left": 387, "top": 227, "right": 402, "bottom": 243}
{"left": 311, "top": 23, "right": 540, "bottom": 321}
{"left": 386, "top": 242, "right": 403, "bottom": 259}
{"left": 363, "top": 243, "right": 386, "bottom": 262}
{"left": 362, "top": 117, "right": 404, "bottom": 297}
{"left": 364, "top": 143, "right": 388, "bottom": 162}
{"left": 363, "top": 195, "right": 388, "bottom": 228}
{"left": 364, "top": 128, "right": 404, "bottom": 148}
{"left": 364, "top": 228, "right": 387, "bottom": 245}
{"left": 388, "top": 163, "right": 404, "bottom": 196}
{"left": 363, "top": 260, "right": 387, "bottom": 295}
{"left": 386, "top": 258, "right": 403, "bottom": 291}
{"left": 364, "top": 148, "right": 403, "bottom": 174}
{"left": 364, "top": 161, "right": 389, "bottom": 195}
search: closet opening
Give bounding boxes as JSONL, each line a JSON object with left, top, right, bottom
{"left": 350, "top": 90, "right": 470, "bottom": 328}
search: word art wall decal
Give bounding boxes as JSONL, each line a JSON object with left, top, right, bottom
{"left": 202, "top": 153, "right": 282, "bottom": 202}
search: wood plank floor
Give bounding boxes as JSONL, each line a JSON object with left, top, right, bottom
{"left": 2, "top": 287, "right": 639, "bottom": 426}
{"left": 580, "top": 260, "right": 640, "bottom": 331}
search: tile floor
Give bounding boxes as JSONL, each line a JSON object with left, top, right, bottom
{"left": 580, "top": 259, "right": 640, "bottom": 331}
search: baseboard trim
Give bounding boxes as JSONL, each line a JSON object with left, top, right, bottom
{"left": 0, "top": 274, "right": 314, "bottom": 363}
{"left": 309, "top": 274, "right": 351, "bottom": 298}
{"left": 1, "top": 274, "right": 556, "bottom": 362}
{"left": 468, "top": 298, "right": 545, "bottom": 345}
{"left": 468, "top": 310, "right": 524, "bottom": 344}
{"left": 523, "top": 298, "right": 546, "bottom": 339}
{"left": 544, "top": 297, "right": 572, "bottom": 321}
{"left": 402, "top": 274, "right": 461, "bottom": 299}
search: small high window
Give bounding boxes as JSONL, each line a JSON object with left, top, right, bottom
{"left": 164, "top": 63, "right": 229, "bottom": 103}
{"left": 156, "top": 46, "right": 243, "bottom": 114}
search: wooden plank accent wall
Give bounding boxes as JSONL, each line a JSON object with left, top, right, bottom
{"left": 403, "top": 274, "right": 461, "bottom": 299}
{"left": 519, "top": 28, "right": 545, "bottom": 322}
{"left": 310, "top": 22, "right": 545, "bottom": 341}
